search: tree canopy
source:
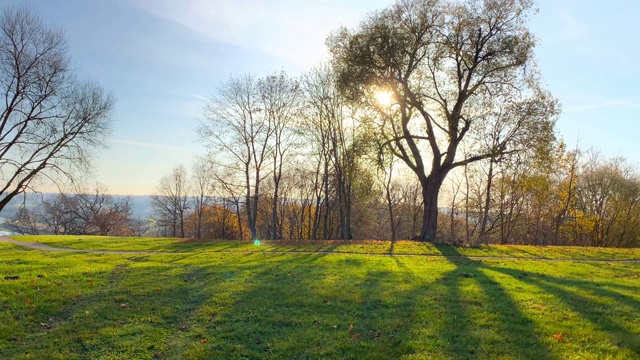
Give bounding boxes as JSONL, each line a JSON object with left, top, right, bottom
{"left": 328, "top": 0, "right": 558, "bottom": 241}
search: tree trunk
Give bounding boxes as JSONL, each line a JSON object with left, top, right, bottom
{"left": 271, "top": 185, "right": 279, "bottom": 240}
{"left": 385, "top": 165, "right": 396, "bottom": 242}
{"left": 478, "top": 160, "right": 494, "bottom": 244}
{"left": 235, "top": 199, "right": 244, "bottom": 240}
{"left": 386, "top": 186, "right": 396, "bottom": 242}
{"left": 419, "top": 173, "right": 446, "bottom": 242}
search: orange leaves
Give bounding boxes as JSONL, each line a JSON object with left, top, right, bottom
{"left": 201, "top": 338, "right": 208, "bottom": 344}
{"left": 24, "top": 297, "right": 35, "bottom": 309}
{"left": 553, "top": 333, "right": 564, "bottom": 341}
{"left": 348, "top": 324, "right": 360, "bottom": 340}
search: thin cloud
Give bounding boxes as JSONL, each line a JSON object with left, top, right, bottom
{"left": 127, "top": 0, "right": 388, "bottom": 68}
{"left": 160, "top": 83, "right": 208, "bottom": 102}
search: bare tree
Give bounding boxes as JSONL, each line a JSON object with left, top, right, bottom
{"left": 151, "top": 165, "right": 190, "bottom": 238}
{"left": 37, "top": 184, "right": 140, "bottom": 236}
{"left": 199, "top": 74, "right": 275, "bottom": 240}
{"left": 259, "top": 73, "right": 303, "bottom": 240}
{"left": 8, "top": 205, "right": 39, "bottom": 235}
{"left": 329, "top": 0, "right": 557, "bottom": 241}
{"left": 0, "top": 5, "right": 113, "bottom": 211}
{"left": 40, "top": 193, "right": 81, "bottom": 235}
{"left": 302, "top": 65, "right": 368, "bottom": 240}
{"left": 191, "top": 160, "right": 214, "bottom": 239}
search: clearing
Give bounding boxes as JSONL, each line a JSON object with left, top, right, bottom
{"left": 1, "top": 236, "right": 638, "bottom": 359}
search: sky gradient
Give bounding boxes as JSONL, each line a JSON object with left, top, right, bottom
{"left": 6, "top": 0, "right": 640, "bottom": 195}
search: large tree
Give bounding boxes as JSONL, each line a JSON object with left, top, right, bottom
{"left": 0, "top": 5, "right": 113, "bottom": 210}
{"left": 328, "top": 0, "right": 557, "bottom": 241}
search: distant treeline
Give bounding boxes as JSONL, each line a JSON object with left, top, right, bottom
{"left": 5, "top": 189, "right": 151, "bottom": 237}
{"left": 147, "top": 144, "right": 640, "bottom": 248}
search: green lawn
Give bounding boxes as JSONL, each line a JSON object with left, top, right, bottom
{"left": 1, "top": 237, "right": 639, "bottom": 359}
{"left": 11, "top": 235, "right": 640, "bottom": 260}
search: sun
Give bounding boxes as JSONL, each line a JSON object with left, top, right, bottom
{"left": 374, "top": 90, "right": 393, "bottom": 107}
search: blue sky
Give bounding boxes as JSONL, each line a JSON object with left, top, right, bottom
{"left": 6, "top": 0, "right": 640, "bottom": 195}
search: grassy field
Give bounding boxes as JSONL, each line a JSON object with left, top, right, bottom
{"left": 1, "top": 237, "right": 639, "bottom": 359}
{"left": 11, "top": 235, "right": 640, "bottom": 260}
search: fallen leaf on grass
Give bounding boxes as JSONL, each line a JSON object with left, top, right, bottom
{"left": 369, "top": 330, "right": 381, "bottom": 339}
{"left": 178, "top": 324, "right": 189, "bottom": 331}
{"left": 201, "top": 338, "right": 208, "bottom": 344}
{"left": 119, "top": 303, "right": 127, "bottom": 308}
{"left": 348, "top": 324, "right": 354, "bottom": 332}
{"left": 39, "top": 322, "right": 52, "bottom": 329}
{"left": 350, "top": 333, "right": 360, "bottom": 340}
{"left": 553, "top": 333, "right": 564, "bottom": 341}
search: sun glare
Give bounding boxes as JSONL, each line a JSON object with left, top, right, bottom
{"left": 374, "top": 90, "right": 393, "bottom": 107}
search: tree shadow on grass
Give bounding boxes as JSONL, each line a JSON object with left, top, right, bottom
{"left": 4, "top": 244, "right": 637, "bottom": 359}
{"left": 194, "top": 253, "right": 428, "bottom": 359}
{"left": 191, "top": 248, "right": 553, "bottom": 359}
{"left": 489, "top": 265, "right": 640, "bottom": 356}
{"left": 433, "top": 244, "right": 552, "bottom": 359}
{"left": 434, "top": 244, "right": 640, "bottom": 358}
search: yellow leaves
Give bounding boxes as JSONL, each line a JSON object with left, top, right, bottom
{"left": 348, "top": 324, "right": 354, "bottom": 332}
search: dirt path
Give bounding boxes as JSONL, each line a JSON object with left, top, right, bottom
{"left": 1, "top": 236, "right": 639, "bottom": 263}
{"left": 0, "top": 236, "right": 168, "bottom": 255}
